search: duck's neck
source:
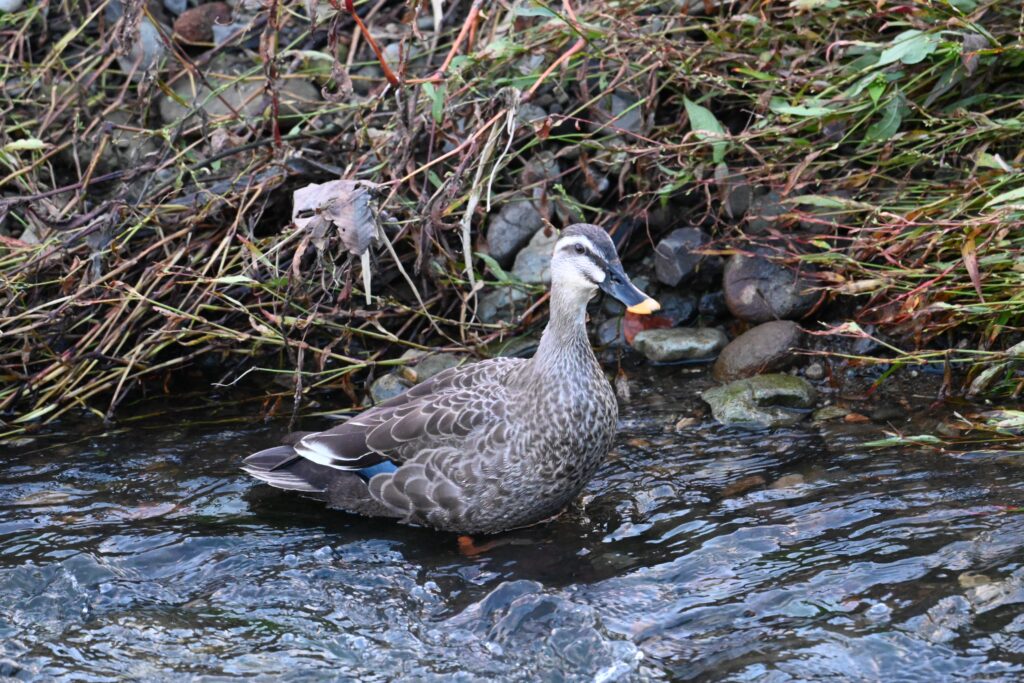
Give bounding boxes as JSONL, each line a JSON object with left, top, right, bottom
{"left": 522, "top": 284, "right": 598, "bottom": 380}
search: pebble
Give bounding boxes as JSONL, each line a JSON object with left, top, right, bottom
{"left": 712, "top": 320, "right": 803, "bottom": 381}
{"left": 632, "top": 327, "right": 728, "bottom": 362}
{"left": 769, "top": 473, "right": 805, "bottom": 489}
{"left": 366, "top": 373, "right": 412, "bottom": 405}
{"left": 723, "top": 251, "right": 817, "bottom": 323}
{"left": 398, "top": 350, "right": 464, "bottom": 383}
{"left": 658, "top": 291, "right": 697, "bottom": 326}
{"left": 486, "top": 202, "right": 544, "bottom": 268}
{"left": 654, "top": 227, "right": 708, "bottom": 286}
{"left": 804, "top": 361, "right": 825, "bottom": 380}
{"left": 722, "top": 475, "right": 766, "bottom": 498}
{"left": 698, "top": 290, "right": 727, "bottom": 319}
{"left": 701, "top": 374, "right": 817, "bottom": 429}
{"left": 173, "top": 2, "right": 231, "bottom": 44}
{"left": 812, "top": 405, "right": 849, "bottom": 422}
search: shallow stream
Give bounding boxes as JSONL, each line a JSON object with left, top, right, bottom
{"left": 3, "top": 368, "right": 1024, "bottom": 681}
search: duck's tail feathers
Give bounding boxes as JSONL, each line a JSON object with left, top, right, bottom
{"left": 241, "top": 445, "right": 327, "bottom": 494}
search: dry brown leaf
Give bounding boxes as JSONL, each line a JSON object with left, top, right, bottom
{"left": 292, "top": 179, "right": 379, "bottom": 256}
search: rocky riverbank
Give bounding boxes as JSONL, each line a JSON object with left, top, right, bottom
{"left": 1, "top": 1, "right": 1022, "bottom": 437}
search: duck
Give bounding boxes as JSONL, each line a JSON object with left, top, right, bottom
{"left": 242, "top": 223, "right": 660, "bottom": 535}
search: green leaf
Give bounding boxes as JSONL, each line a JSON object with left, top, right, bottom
{"left": 984, "top": 185, "right": 1024, "bottom": 209}
{"left": 877, "top": 30, "right": 940, "bottom": 67}
{"left": 475, "top": 252, "right": 515, "bottom": 284}
{"left": 769, "top": 98, "right": 834, "bottom": 117}
{"left": 213, "top": 275, "right": 257, "bottom": 285}
{"left": 422, "top": 81, "right": 445, "bottom": 124}
{"left": 684, "top": 96, "right": 728, "bottom": 163}
{"left": 864, "top": 95, "right": 906, "bottom": 141}
{"left": 3, "top": 139, "right": 46, "bottom": 152}
{"left": 867, "top": 80, "right": 885, "bottom": 105}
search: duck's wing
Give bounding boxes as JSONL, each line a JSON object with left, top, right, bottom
{"left": 292, "top": 357, "right": 523, "bottom": 471}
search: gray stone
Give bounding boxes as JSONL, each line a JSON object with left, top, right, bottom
{"left": 517, "top": 103, "right": 548, "bottom": 126}
{"left": 747, "top": 190, "right": 787, "bottom": 234}
{"left": 804, "top": 361, "right": 825, "bottom": 380}
{"left": 596, "top": 316, "right": 627, "bottom": 348}
{"left": 0, "top": 0, "right": 25, "bottom": 10}
{"left": 712, "top": 320, "right": 803, "bottom": 381}
{"left": 723, "top": 251, "right": 817, "bottom": 323}
{"left": 413, "top": 353, "right": 464, "bottom": 382}
{"left": 698, "top": 290, "right": 727, "bottom": 318}
{"left": 367, "top": 373, "right": 412, "bottom": 405}
{"left": 158, "top": 54, "right": 320, "bottom": 123}
{"left": 633, "top": 327, "right": 728, "bottom": 362}
{"left": 714, "top": 163, "right": 752, "bottom": 218}
{"left": 590, "top": 91, "right": 644, "bottom": 135}
{"left": 813, "top": 405, "right": 849, "bottom": 422}
{"left": 486, "top": 201, "right": 544, "bottom": 268}
{"left": 398, "top": 350, "right": 464, "bottom": 383}
{"left": 117, "top": 17, "right": 168, "bottom": 79}
{"left": 654, "top": 228, "right": 708, "bottom": 287}
{"left": 511, "top": 227, "right": 558, "bottom": 285}
{"left": 659, "top": 291, "right": 697, "bottom": 326}
{"left": 478, "top": 285, "right": 529, "bottom": 324}
{"left": 701, "top": 374, "right": 817, "bottom": 429}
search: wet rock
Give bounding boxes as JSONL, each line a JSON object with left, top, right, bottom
{"left": 158, "top": 54, "right": 320, "bottom": 123}
{"left": 511, "top": 227, "right": 558, "bottom": 285}
{"left": 802, "top": 401, "right": 834, "bottom": 423}
{"left": 712, "top": 320, "right": 803, "bottom": 381}
{"left": 632, "top": 327, "right": 728, "bottom": 362}
{"left": 803, "top": 361, "right": 825, "bottom": 380}
{"left": 658, "top": 291, "right": 697, "bottom": 326}
{"left": 701, "top": 374, "right": 817, "bottom": 429}
{"left": 654, "top": 227, "right": 709, "bottom": 287}
{"left": 486, "top": 201, "right": 544, "bottom": 268}
{"left": 173, "top": 2, "right": 231, "bottom": 44}
{"left": 770, "top": 473, "right": 805, "bottom": 489}
{"left": 721, "top": 474, "right": 766, "bottom": 498}
{"left": 723, "top": 251, "right": 816, "bottom": 323}
{"left": 366, "top": 373, "right": 412, "bottom": 405}
{"left": 478, "top": 286, "right": 529, "bottom": 324}
{"left": 164, "top": 0, "right": 187, "bottom": 13}
{"left": 746, "top": 190, "right": 786, "bottom": 234}
{"left": 698, "top": 290, "right": 727, "bottom": 319}
{"left": 596, "top": 316, "right": 627, "bottom": 348}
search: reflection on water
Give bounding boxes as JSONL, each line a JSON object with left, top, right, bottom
{"left": 2, "top": 368, "right": 1024, "bottom": 681}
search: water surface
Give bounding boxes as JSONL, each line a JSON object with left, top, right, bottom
{"left": 3, "top": 368, "right": 1024, "bottom": 681}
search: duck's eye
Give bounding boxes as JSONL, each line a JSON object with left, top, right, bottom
{"left": 574, "top": 244, "right": 586, "bottom": 255}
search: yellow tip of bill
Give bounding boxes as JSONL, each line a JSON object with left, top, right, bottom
{"left": 626, "top": 297, "right": 661, "bottom": 315}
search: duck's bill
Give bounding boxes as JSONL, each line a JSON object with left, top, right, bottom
{"left": 600, "top": 263, "right": 661, "bottom": 315}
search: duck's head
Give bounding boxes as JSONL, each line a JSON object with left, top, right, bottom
{"left": 550, "top": 223, "right": 660, "bottom": 315}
